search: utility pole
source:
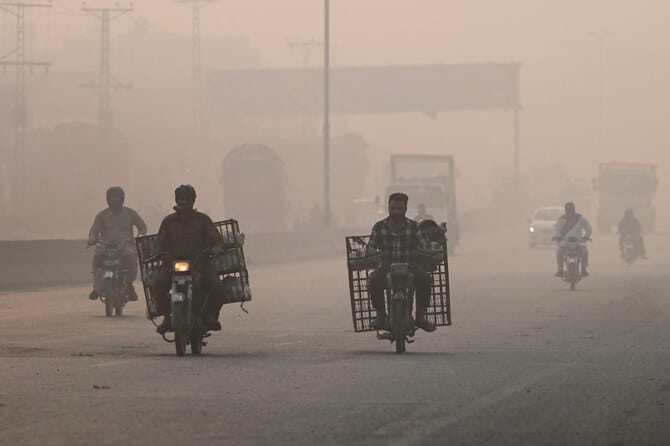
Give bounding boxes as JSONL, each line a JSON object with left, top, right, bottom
{"left": 323, "top": 0, "right": 331, "bottom": 227}
{"left": 82, "top": 3, "right": 132, "bottom": 133}
{"left": 0, "top": 1, "right": 51, "bottom": 217}
{"left": 177, "top": 0, "right": 219, "bottom": 135}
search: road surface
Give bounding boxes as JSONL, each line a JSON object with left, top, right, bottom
{"left": 1, "top": 228, "right": 668, "bottom": 445}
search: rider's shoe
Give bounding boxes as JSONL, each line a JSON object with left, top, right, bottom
{"left": 156, "top": 316, "right": 172, "bottom": 334}
{"left": 581, "top": 269, "right": 589, "bottom": 277}
{"left": 554, "top": 269, "right": 564, "bottom": 277}
{"left": 126, "top": 286, "right": 138, "bottom": 302}
{"left": 415, "top": 316, "right": 436, "bottom": 333}
{"left": 203, "top": 316, "right": 222, "bottom": 331}
{"left": 373, "top": 312, "right": 387, "bottom": 331}
{"left": 89, "top": 290, "right": 99, "bottom": 301}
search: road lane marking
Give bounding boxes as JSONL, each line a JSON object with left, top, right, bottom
{"left": 93, "top": 359, "right": 141, "bottom": 368}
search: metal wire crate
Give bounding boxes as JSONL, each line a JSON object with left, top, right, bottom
{"left": 135, "top": 219, "right": 251, "bottom": 319}
{"left": 345, "top": 235, "right": 452, "bottom": 332}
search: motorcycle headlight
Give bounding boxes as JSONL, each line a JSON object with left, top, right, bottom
{"left": 174, "top": 261, "right": 191, "bottom": 273}
{"left": 529, "top": 226, "right": 535, "bottom": 233}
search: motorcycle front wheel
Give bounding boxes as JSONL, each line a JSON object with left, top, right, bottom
{"left": 395, "top": 337, "right": 406, "bottom": 354}
{"left": 104, "top": 299, "right": 114, "bottom": 317}
{"left": 172, "top": 303, "right": 187, "bottom": 357}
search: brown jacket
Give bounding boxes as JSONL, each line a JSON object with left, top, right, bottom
{"left": 155, "top": 208, "right": 223, "bottom": 261}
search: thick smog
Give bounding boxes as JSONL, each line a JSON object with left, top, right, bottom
{"left": 0, "top": 1, "right": 668, "bottom": 445}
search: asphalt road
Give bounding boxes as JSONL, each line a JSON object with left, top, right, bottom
{"left": 1, "top": 228, "right": 668, "bottom": 445}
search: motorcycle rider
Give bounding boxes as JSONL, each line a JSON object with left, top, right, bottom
{"left": 151, "top": 185, "right": 226, "bottom": 334}
{"left": 88, "top": 186, "right": 147, "bottom": 301}
{"left": 618, "top": 208, "right": 647, "bottom": 259}
{"left": 553, "top": 201, "right": 592, "bottom": 277}
{"left": 367, "top": 193, "right": 436, "bottom": 333}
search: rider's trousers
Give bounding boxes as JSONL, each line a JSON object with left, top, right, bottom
{"left": 368, "top": 265, "right": 432, "bottom": 316}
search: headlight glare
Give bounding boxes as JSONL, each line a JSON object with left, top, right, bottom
{"left": 174, "top": 261, "right": 191, "bottom": 273}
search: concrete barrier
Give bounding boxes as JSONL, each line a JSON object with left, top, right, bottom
{"left": 0, "top": 228, "right": 366, "bottom": 290}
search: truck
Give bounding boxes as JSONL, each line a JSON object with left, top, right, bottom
{"left": 594, "top": 163, "right": 658, "bottom": 233}
{"left": 385, "top": 154, "right": 460, "bottom": 253}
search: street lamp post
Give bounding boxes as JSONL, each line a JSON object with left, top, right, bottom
{"left": 323, "top": 0, "right": 331, "bottom": 227}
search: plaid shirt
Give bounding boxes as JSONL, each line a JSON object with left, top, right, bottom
{"left": 368, "top": 217, "right": 425, "bottom": 265}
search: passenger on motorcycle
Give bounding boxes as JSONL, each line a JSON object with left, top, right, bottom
{"left": 88, "top": 186, "right": 147, "bottom": 301}
{"left": 618, "top": 209, "right": 647, "bottom": 259}
{"left": 367, "top": 193, "right": 436, "bottom": 333}
{"left": 152, "top": 185, "right": 226, "bottom": 334}
{"left": 553, "top": 202, "right": 592, "bottom": 277}
{"left": 414, "top": 203, "right": 435, "bottom": 222}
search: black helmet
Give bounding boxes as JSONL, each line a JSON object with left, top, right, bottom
{"left": 565, "top": 202, "right": 576, "bottom": 214}
{"left": 106, "top": 186, "right": 125, "bottom": 206}
{"left": 624, "top": 208, "right": 634, "bottom": 218}
{"left": 175, "top": 184, "right": 197, "bottom": 202}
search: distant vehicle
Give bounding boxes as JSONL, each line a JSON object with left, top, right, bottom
{"left": 621, "top": 235, "right": 640, "bottom": 267}
{"left": 594, "top": 163, "right": 658, "bottom": 233}
{"left": 528, "top": 206, "right": 563, "bottom": 248}
{"left": 387, "top": 154, "right": 459, "bottom": 254}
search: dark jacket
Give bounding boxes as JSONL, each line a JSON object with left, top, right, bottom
{"left": 155, "top": 208, "right": 223, "bottom": 261}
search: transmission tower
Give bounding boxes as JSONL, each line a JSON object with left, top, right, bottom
{"left": 82, "top": 3, "right": 132, "bottom": 132}
{"left": 0, "top": 1, "right": 51, "bottom": 214}
{"left": 177, "top": 0, "right": 219, "bottom": 134}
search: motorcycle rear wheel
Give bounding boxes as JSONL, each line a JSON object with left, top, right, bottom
{"left": 395, "top": 337, "right": 406, "bottom": 354}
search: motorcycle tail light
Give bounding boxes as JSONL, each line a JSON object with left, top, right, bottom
{"left": 174, "top": 261, "right": 191, "bottom": 273}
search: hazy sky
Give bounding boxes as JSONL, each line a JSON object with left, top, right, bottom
{"left": 10, "top": 0, "right": 669, "bottom": 67}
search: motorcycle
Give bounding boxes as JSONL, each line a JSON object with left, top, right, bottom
{"left": 346, "top": 229, "right": 447, "bottom": 354}
{"left": 559, "top": 236, "right": 591, "bottom": 291}
{"left": 148, "top": 249, "right": 214, "bottom": 356}
{"left": 95, "top": 241, "right": 130, "bottom": 317}
{"left": 621, "top": 235, "right": 638, "bottom": 267}
{"left": 379, "top": 262, "right": 416, "bottom": 354}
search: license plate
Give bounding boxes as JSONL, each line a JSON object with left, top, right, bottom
{"left": 171, "top": 292, "right": 185, "bottom": 303}
{"left": 103, "top": 271, "right": 114, "bottom": 278}
{"left": 567, "top": 258, "right": 579, "bottom": 264}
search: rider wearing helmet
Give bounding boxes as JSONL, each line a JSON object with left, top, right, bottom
{"left": 88, "top": 186, "right": 147, "bottom": 301}
{"left": 151, "top": 185, "right": 227, "bottom": 334}
{"left": 617, "top": 208, "right": 647, "bottom": 259}
{"left": 553, "top": 202, "right": 592, "bottom": 277}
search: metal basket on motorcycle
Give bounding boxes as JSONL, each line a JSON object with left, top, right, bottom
{"left": 213, "top": 219, "right": 251, "bottom": 305}
{"left": 345, "top": 235, "right": 452, "bottom": 333}
{"left": 135, "top": 219, "right": 251, "bottom": 319}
